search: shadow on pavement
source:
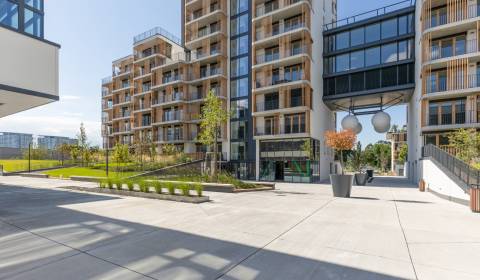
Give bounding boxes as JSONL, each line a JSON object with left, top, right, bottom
{"left": 0, "top": 184, "right": 408, "bottom": 280}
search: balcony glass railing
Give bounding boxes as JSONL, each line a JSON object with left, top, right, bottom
{"left": 256, "top": 22, "right": 307, "bottom": 41}
{"left": 256, "top": 46, "right": 309, "bottom": 64}
{"left": 162, "top": 111, "right": 183, "bottom": 122}
{"left": 256, "top": 98, "right": 305, "bottom": 112}
{"left": 162, "top": 75, "right": 183, "bottom": 83}
{"left": 429, "top": 39, "right": 477, "bottom": 61}
{"left": 426, "top": 73, "right": 480, "bottom": 94}
{"left": 427, "top": 110, "right": 476, "bottom": 126}
{"left": 255, "top": 71, "right": 305, "bottom": 88}
{"left": 255, "top": 0, "right": 309, "bottom": 18}
{"left": 425, "top": 4, "right": 478, "bottom": 30}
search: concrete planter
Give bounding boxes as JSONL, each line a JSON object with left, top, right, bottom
{"left": 330, "top": 174, "right": 353, "bottom": 198}
{"left": 354, "top": 173, "right": 368, "bottom": 186}
{"left": 61, "top": 186, "right": 210, "bottom": 204}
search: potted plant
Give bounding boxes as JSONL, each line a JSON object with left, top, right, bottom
{"left": 351, "top": 142, "right": 368, "bottom": 186}
{"left": 325, "top": 130, "right": 357, "bottom": 197}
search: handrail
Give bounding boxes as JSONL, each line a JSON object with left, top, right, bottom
{"left": 133, "top": 26, "right": 182, "bottom": 46}
{"left": 324, "top": 0, "right": 415, "bottom": 31}
{"left": 423, "top": 144, "right": 479, "bottom": 188}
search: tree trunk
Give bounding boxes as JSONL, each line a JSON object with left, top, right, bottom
{"left": 212, "top": 126, "right": 218, "bottom": 177}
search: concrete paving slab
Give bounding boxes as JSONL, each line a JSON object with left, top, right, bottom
{"left": 1, "top": 176, "right": 480, "bottom": 280}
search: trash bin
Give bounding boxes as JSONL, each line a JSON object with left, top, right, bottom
{"left": 471, "top": 184, "right": 480, "bottom": 213}
{"left": 366, "top": 169, "right": 373, "bottom": 178}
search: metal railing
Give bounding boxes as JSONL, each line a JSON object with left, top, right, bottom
{"left": 423, "top": 144, "right": 479, "bottom": 188}
{"left": 426, "top": 73, "right": 480, "bottom": 94}
{"left": 102, "top": 76, "right": 112, "bottom": 85}
{"left": 255, "top": 0, "right": 311, "bottom": 18}
{"left": 133, "top": 26, "right": 181, "bottom": 45}
{"left": 324, "top": 0, "right": 415, "bottom": 30}
{"left": 428, "top": 39, "right": 478, "bottom": 61}
{"left": 424, "top": 4, "right": 478, "bottom": 30}
{"left": 427, "top": 110, "right": 476, "bottom": 126}
{"left": 255, "top": 22, "right": 307, "bottom": 41}
{"left": 255, "top": 46, "right": 309, "bottom": 64}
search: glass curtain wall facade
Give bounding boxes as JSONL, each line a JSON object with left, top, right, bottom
{"left": 0, "top": 0, "right": 43, "bottom": 38}
{"left": 229, "top": 0, "right": 255, "bottom": 179}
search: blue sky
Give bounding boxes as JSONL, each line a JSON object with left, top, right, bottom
{"left": 0, "top": 0, "right": 406, "bottom": 146}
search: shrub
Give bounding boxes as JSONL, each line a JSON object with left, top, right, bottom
{"left": 153, "top": 181, "right": 162, "bottom": 194}
{"left": 137, "top": 180, "right": 146, "bottom": 193}
{"left": 99, "top": 179, "right": 107, "bottom": 188}
{"left": 107, "top": 178, "right": 114, "bottom": 189}
{"left": 166, "top": 182, "right": 176, "bottom": 195}
{"left": 194, "top": 183, "right": 203, "bottom": 197}
{"left": 126, "top": 180, "right": 135, "bottom": 191}
{"left": 115, "top": 179, "right": 123, "bottom": 190}
{"left": 180, "top": 184, "right": 191, "bottom": 196}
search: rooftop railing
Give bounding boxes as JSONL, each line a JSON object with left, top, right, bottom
{"left": 324, "top": 0, "right": 415, "bottom": 31}
{"left": 133, "top": 26, "right": 182, "bottom": 46}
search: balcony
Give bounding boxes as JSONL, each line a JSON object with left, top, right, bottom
{"left": 159, "top": 111, "right": 184, "bottom": 123}
{"left": 133, "top": 26, "right": 182, "bottom": 46}
{"left": 185, "top": 24, "right": 226, "bottom": 46}
{"left": 423, "top": 4, "right": 478, "bottom": 31}
{"left": 162, "top": 74, "right": 184, "bottom": 84}
{"left": 254, "top": 45, "right": 310, "bottom": 67}
{"left": 113, "top": 82, "right": 132, "bottom": 93}
{"left": 426, "top": 39, "right": 478, "bottom": 63}
{"left": 153, "top": 92, "right": 186, "bottom": 106}
{"left": 254, "top": 71, "right": 307, "bottom": 91}
{"left": 102, "top": 76, "right": 112, "bottom": 85}
{"left": 157, "top": 131, "right": 184, "bottom": 142}
{"left": 255, "top": 99, "right": 307, "bottom": 113}
{"left": 186, "top": 2, "right": 226, "bottom": 24}
{"left": 102, "top": 88, "right": 110, "bottom": 97}
{"left": 424, "top": 110, "right": 480, "bottom": 131}
{"left": 255, "top": 21, "right": 308, "bottom": 42}
{"left": 254, "top": 124, "right": 306, "bottom": 137}
{"left": 254, "top": 0, "right": 311, "bottom": 19}
{"left": 189, "top": 68, "right": 225, "bottom": 82}
{"left": 426, "top": 73, "right": 480, "bottom": 95}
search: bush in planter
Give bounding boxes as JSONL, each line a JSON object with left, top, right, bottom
{"left": 107, "top": 178, "right": 114, "bottom": 189}
{"left": 137, "top": 180, "right": 149, "bottom": 193}
{"left": 115, "top": 179, "right": 123, "bottom": 191}
{"left": 126, "top": 180, "right": 135, "bottom": 191}
{"left": 325, "top": 129, "right": 357, "bottom": 198}
{"left": 180, "top": 184, "right": 191, "bottom": 196}
{"left": 194, "top": 183, "right": 203, "bottom": 197}
{"left": 165, "top": 182, "right": 176, "bottom": 195}
{"left": 99, "top": 179, "right": 108, "bottom": 188}
{"left": 153, "top": 181, "right": 163, "bottom": 194}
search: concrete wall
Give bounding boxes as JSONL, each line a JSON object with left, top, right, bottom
{"left": 0, "top": 28, "right": 59, "bottom": 96}
{"left": 312, "top": 0, "right": 336, "bottom": 180}
{"left": 407, "top": 0, "right": 424, "bottom": 184}
{"left": 422, "top": 158, "right": 470, "bottom": 202}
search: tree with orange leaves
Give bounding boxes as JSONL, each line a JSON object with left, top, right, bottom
{"left": 324, "top": 130, "right": 357, "bottom": 175}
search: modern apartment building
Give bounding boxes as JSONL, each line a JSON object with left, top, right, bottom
{"left": 102, "top": 0, "right": 337, "bottom": 182}
{"left": 37, "top": 135, "right": 77, "bottom": 150}
{"left": 0, "top": 0, "right": 60, "bottom": 117}
{"left": 0, "top": 132, "right": 33, "bottom": 149}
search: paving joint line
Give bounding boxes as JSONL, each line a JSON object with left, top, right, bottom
{"left": 390, "top": 191, "right": 419, "bottom": 280}
{"left": 0, "top": 218, "right": 157, "bottom": 280}
{"left": 214, "top": 198, "right": 337, "bottom": 279}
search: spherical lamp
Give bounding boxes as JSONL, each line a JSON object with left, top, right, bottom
{"left": 353, "top": 122, "right": 363, "bottom": 135}
{"left": 371, "top": 111, "right": 391, "bottom": 133}
{"left": 341, "top": 115, "right": 359, "bottom": 131}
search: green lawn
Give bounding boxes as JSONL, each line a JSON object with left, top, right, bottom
{"left": 0, "top": 160, "right": 63, "bottom": 172}
{"left": 42, "top": 167, "right": 139, "bottom": 179}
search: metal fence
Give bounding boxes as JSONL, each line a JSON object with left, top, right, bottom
{"left": 423, "top": 144, "right": 479, "bottom": 187}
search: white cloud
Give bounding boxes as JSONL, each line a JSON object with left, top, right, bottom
{"left": 0, "top": 115, "right": 102, "bottom": 146}
{"left": 61, "top": 95, "right": 81, "bottom": 100}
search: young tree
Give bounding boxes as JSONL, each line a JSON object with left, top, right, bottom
{"left": 350, "top": 141, "right": 364, "bottom": 171}
{"left": 198, "top": 90, "right": 230, "bottom": 176}
{"left": 398, "top": 144, "right": 408, "bottom": 165}
{"left": 77, "top": 123, "right": 89, "bottom": 166}
{"left": 113, "top": 143, "right": 130, "bottom": 172}
{"left": 324, "top": 130, "right": 357, "bottom": 175}
{"left": 56, "top": 143, "right": 72, "bottom": 165}
{"left": 70, "top": 145, "right": 80, "bottom": 163}
{"left": 374, "top": 142, "right": 391, "bottom": 172}
{"left": 447, "top": 128, "right": 480, "bottom": 164}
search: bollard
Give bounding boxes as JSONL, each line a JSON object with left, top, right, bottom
{"left": 418, "top": 179, "right": 425, "bottom": 192}
{"left": 470, "top": 185, "right": 480, "bottom": 213}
